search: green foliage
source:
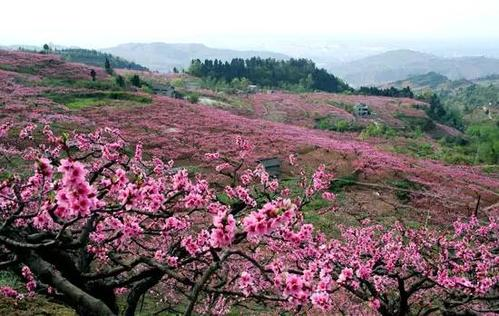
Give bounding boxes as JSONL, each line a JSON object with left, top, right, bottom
{"left": 188, "top": 57, "right": 351, "bottom": 93}
{"left": 357, "top": 86, "right": 414, "bottom": 98}
{"left": 395, "top": 113, "right": 435, "bottom": 132}
{"left": 482, "top": 165, "right": 499, "bottom": 174}
{"left": 388, "top": 179, "right": 422, "bottom": 203}
{"left": 0, "top": 270, "right": 21, "bottom": 288}
{"left": 392, "top": 141, "right": 438, "bottom": 159}
{"left": 329, "top": 173, "right": 359, "bottom": 193}
{"left": 466, "top": 122, "right": 499, "bottom": 164}
{"left": 326, "top": 101, "right": 355, "bottom": 114}
{"left": 90, "top": 69, "right": 96, "bottom": 81}
{"left": 129, "top": 74, "right": 141, "bottom": 87}
{"left": 360, "top": 122, "right": 397, "bottom": 139}
{"left": 45, "top": 91, "right": 152, "bottom": 109}
{"left": 417, "top": 92, "right": 464, "bottom": 130}
{"left": 115, "top": 75, "right": 126, "bottom": 88}
{"left": 441, "top": 84, "right": 499, "bottom": 112}
{"left": 38, "top": 78, "right": 122, "bottom": 91}
{"left": 104, "top": 57, "right": 113, "bottom": 75}
{"left": 315, "top": 117, "right": 361, "bottom": 132}
{"left": 184, "top": 92, "right": 200, "bottom": 104}
{"left": 58, "top": 48, "right": 148, "bottom": 71}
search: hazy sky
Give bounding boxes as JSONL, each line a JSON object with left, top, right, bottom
{"left": 2, "top": 0, "right": 499, "bottom": 49}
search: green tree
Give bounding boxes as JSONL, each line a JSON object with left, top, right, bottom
{"left": 115, "top": 75, "right": 126, "bottom": 88}
{"left": 130, "top": 74, "right": 141, "bottom": 87}
{"left": 90, "top": 69, "right": 96, "bottom": 81}
{"left": 104, "top": 57, "right": 113, "bottom": 75}
{"left": 42, "top": 44, "right": 50, "bottom": 54}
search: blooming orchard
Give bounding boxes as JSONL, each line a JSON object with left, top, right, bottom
{"left": 0, "top": 124, "right": 497, "bottom": 316}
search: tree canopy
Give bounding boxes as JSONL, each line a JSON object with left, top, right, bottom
{"left": 188, "top": 57, "right": 351, "bottom": 93}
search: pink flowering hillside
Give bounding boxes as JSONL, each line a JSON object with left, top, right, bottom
{"left": 0, "top": 50, "right": 498, "bottom": 315}
{"left": 246, "top": 92, "right": 430, "bottom": 128}
{"left": 0, "top": 50, "right": 107, "bottom": 80}
{"left": 76, "top": 96, "right": 499, "bottom": 222}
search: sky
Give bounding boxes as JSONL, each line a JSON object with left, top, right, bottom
{"left": 2, "top": 0, "right": 499, "bottom": 52}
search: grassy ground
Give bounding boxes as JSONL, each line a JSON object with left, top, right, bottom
{"left": 44, "top": 91, "right": 152, "bottom": 110}
{"left": 0, "top": 297, "right": 75, "bottom": 316}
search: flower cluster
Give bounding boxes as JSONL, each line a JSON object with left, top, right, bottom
{"left": 243, "top": 199, "right": 297, "bottom": 238}
{"left": 55, "top": 159, "right": 100, "bottom": 219}
{"left": 21, "top": 266, "right": 36, "bottom": 294}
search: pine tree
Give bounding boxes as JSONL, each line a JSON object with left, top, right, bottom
{"left": 130, "top": 74, "right": 141, "bottom": 87}
{"left": 42, "top": 44, "right": 50, "bottom": 54}
{"left": 104, "top": 57, "right": 113, "bottom": 75}
{"left": 115, "top": 75, "right": 126, "bottom": 88}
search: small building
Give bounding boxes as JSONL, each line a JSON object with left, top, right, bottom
{"left": 257, "top": 157, "right": 281, "bottom": 178}
{"left": 152, "top": 83, "right": 178, "bottom": 98}
{"left": 354, "top": 103, "right": 370, "bottom": 117}
{"left": 247, "top": 84, "right": 258, "bottom": 93}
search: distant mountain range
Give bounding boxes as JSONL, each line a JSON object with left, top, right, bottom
{"left": 382, "top": 71, "right": 499, "bottom": 92}
{"left": 4, "top": 43, "right": 499, "bottom": 85}
{"left": 328, "top": 49, "right": 499, "bottom": 87}
{"left": 102, "top": 43, "right": 290, "bottom": 72}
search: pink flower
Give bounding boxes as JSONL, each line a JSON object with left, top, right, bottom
{"left": 0, "top": 122, "right": 11, "bottom": 138}
{"left": 172, "top": 169, "right": 190, "bottom": 191}
{"left": 19, "top": 123, "right": 37, "bottom": 140}
{"left": 356, "top": 265, "right": 372, "bottom": 280}
{"left": 204, "top": 152, "right": 220, "bottom": 161}
{"left": 134, "top": 142, "right": 143, "bottom": 162}
{"left": 210, "top": 214, "right": 236, "bottom": 248}
{"left": 337, "top": 267, "right": 353, "bottom": 284}
{"left": 321, "top": 191, "right": 336, "bottom": 201}
{"left": 285, "top": 274, "right": 304, "bottom": 296}
{"left": 310, "top": 292, "right": 331, "bottom": 311}
{"left": 0, "top": 286, "right": 19, "bottom": 299}
{"left": 215, "top": 163, "right": 231, "bottom": 172}
{"left": 369, "top": 298, "right": 381, "bottom": 310}
{"left": 34, "top": 158, "right": 53, "bottom": 179}
{"left": 239, "top": 271, "right": 255, "bottom": 296}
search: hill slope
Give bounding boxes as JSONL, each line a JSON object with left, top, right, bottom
{"left": 329, "top": 49, "right": 499, "bottom": 87}
{"left": 58, "top": 48, "right": 148, "bottom": 71}
{"left": 0, "top": 49, "right": 497, "bottom": 224}
{"left": 102, "top": 42, "right": 290, "bottom": 72}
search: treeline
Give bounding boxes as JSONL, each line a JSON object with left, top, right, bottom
{"left": 58, "top": 49, "right": 148, "bottom": 71}
{"left": 357, "top": 86, "right": 414, "bottom": 98}
{"left": 417, "top": 92, "right": 464, "bottom": 130}
{"left": 188, "top": 57, "right": 350, "bottom": 93}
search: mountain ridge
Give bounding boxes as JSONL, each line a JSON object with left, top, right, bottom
{"left": 102, "top": 42, "right": 290, "bottom": 72}
{"left": 328, "top": 49, "right": 499, "bottom": 87}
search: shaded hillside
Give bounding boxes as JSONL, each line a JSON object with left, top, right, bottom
{"left": 58, "top": 48, "right": 148, "bottom": 70}
{"left": 381, "top": 72, "right": 453, "bottom": 91}
{"left": 102, "top": 42, "right": 289, "bottom": 72}
{"left": 329, "top": 49, "right": 499, "bottom": 87}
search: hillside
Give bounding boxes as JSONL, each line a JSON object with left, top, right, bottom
{"left": 57, "top": 48, "right": 148, "bottom": 71}
{"left": 329, "top": 49, "right": 499, "bottom": 87}
{"left": 380, "top": 72, "right": 453, "bottom": 91}
{"left": 1, "top": 48, "right": 498, "bottom": 316}
{"left": 102, "top": 42, "right": 290, "bottom": 72}
{"left": 1, "top": 49, "right": 497, "bottom": 225}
